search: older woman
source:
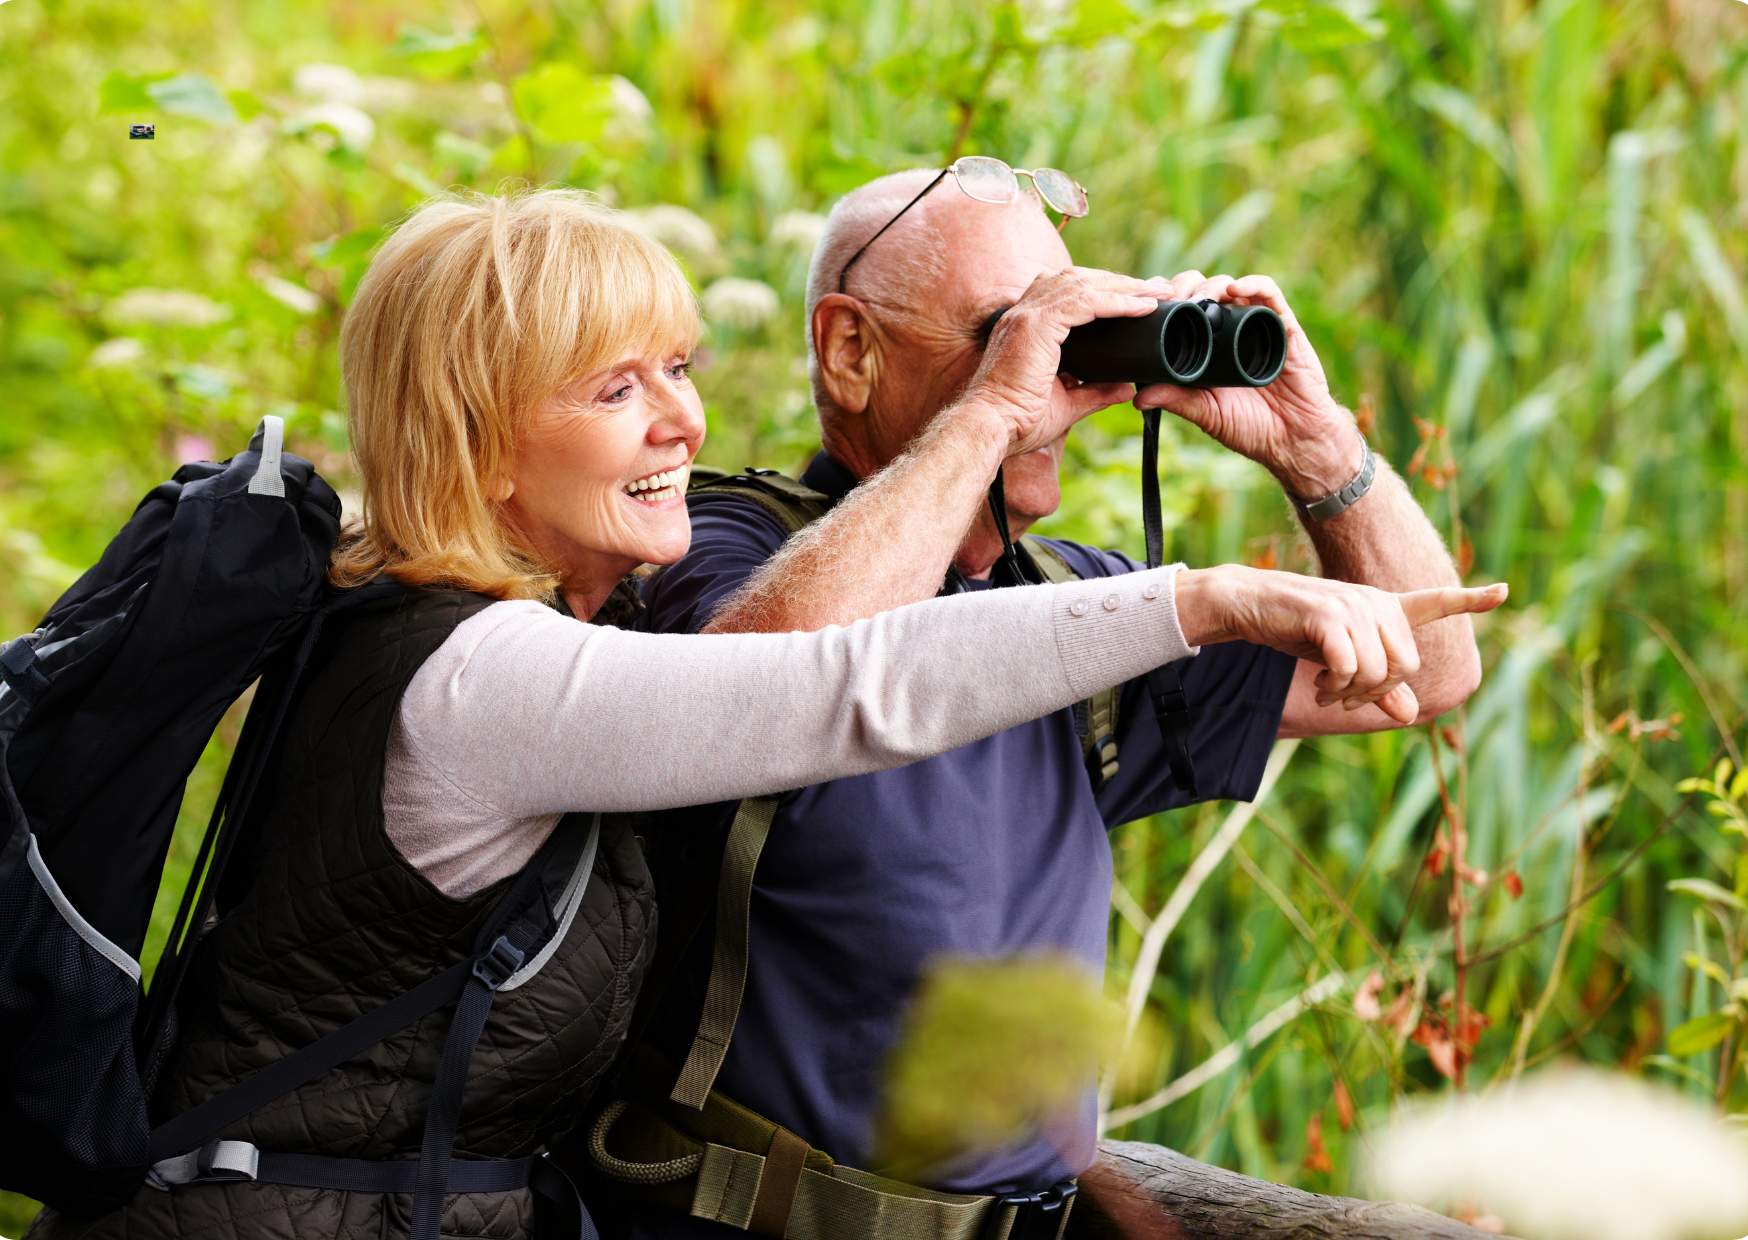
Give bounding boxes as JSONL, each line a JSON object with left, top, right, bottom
{"left": 26, "top": 188, "right": 1496, "bottom": 1240}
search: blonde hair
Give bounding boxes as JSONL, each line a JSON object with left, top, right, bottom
{"left": 329, "top": 185, "right": 701, "bottom": 601}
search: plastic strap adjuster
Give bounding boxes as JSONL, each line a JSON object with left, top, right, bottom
{"left": 987, "top": 1178, "right": 1078, "bottom": 1240}
{"left": 471, "top": 934, "right": 526, "bottom": 990}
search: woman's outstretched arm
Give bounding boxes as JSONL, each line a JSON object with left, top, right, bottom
{"left": 395, "top": 564, "right": 1199, "bottom": 820}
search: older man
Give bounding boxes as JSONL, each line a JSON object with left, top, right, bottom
{"left": 605, "top": 165, "right": 1490, "bottom": 1239}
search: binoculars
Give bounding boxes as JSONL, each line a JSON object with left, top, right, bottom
{"left": 984, "top": 299, "right": 1287, "bottom": 388}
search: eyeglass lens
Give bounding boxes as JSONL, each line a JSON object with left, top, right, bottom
{"left": 951, "top": 157, "right": 1086, "bottom": 217}
{"left": 1031, "top": 167, "right": 1087, "bottom": 216}
{"left": 951, "top": 156, "right": 1018, "bottom": 205}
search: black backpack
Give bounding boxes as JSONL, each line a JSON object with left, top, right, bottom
{"left": 0, "top": 417, "right": 598, "bottom": 1238}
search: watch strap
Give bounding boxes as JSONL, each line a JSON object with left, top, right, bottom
{"left": 1293, "top": 441, "right": 1376, "bottom": 521}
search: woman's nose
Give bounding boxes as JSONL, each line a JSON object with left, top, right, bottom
{"left": 651, "top": 389, "right": 706, "bottom": 448}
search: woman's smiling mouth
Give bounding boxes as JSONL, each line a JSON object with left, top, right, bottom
{"left": 622, "top": 464, "right": 689, "bottom": 504}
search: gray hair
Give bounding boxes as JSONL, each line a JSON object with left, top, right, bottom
{"left": 804, "top": 170, "right": 950, "bottom": 429}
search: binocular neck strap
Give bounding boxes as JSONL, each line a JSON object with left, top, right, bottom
{"left": 986, "top": 467, "right": 1031, "bottom": 585}
{"left": 1140, "top": 407, "right": 1166, "bottom": 571}
{"left": 1140, "top": 405, "right": 1200, "bottom": 797}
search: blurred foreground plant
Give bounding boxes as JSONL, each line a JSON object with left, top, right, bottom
{"left": 1365, "top": 1064, "right": 1748, "bottom": 1240}
{"left": 872, "top": 953, "right": 1157, "bottom": 1182}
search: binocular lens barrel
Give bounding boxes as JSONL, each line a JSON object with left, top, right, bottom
{"left": 1050, "top": 299, "right": 1286, "bottom": 388}
{"left": 1057, "top": 300, "right": 1212, "bottom": 385}
{"left": 1204, "top": 302, "right": 1287, "bottom": 388}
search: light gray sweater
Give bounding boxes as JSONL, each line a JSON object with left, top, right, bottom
{"left": 383, "top": 563, "right": 1200, "bottom": 897}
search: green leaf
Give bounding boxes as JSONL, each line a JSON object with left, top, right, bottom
{"left": 434, "top": 131, "right": 495, "bottom": 175}
{"left": 1677, "top": 777, "right": 1714, "bottom": 794}
{"left": 1718, "top": 758, "right": 1735, "bottom": 788}
{"left": 1685, "top": 951, "right": 1732, "bottom": 988}
{"left": 1669, "top": 1012, "right": 1734, "bottom": 1057}
{"left": 147, "top": 73, "right": 237, "bottom": 124}
{"left": 1274, "top": 3, "right": 1384, "bottom": 52}
{"left": 1669, "top": 878, "right": 1748, "bottom": 910}
{"left": 392, "top": 24, "right": 484, "bottom": 76}
{"left": 1643, "top": 1053, "right": 1715, "bottom": 1089}
{"left": 99, "top": 70, "right": 174, "bottom": 113}
{"left": 226, "top": 89, "right": 263, "bottom": 122}
{"left": 168, "top": 363, "right": 233, "bottom": 400}
{"left": 512, "top": 63, "right": 616, "bottom": 146}
{"left": 390, "top": 161, "right": 443, "bottom": 198}
{"left": 1730, "top": 768, "right": 1748, "bottom": 802}
{"left": 1054, "top": 0, "right": 1138, "bottom": 44}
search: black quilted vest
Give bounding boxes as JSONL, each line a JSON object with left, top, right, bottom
{"left": 26, "top": 585, "right": 655, "bottom": 1240}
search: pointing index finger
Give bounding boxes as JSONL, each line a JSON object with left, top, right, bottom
{"left": 1398, "top": 583, "right": 1509, "bottom": 627}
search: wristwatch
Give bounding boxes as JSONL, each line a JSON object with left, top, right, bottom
{"left": 1290, "top": 440, "right": 1376, "bottom": 522}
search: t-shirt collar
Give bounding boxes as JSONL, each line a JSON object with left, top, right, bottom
{"left": 799, "top": 449, "right": 860, "bottom": 504}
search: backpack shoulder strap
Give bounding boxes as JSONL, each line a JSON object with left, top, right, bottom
{"left": 667, "top": 795, "right": 779, "bottom": 1109}
{"left": 1020, "top": 536, "right": 1122, "bottom": 789}
{"left": 686, "top": 468, "right": 832, "bottom": 537}
{"left": 646, "top": 467, "right": 830, "bottom": 1109}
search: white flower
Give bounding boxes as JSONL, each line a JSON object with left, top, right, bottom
{"left": 701, "top": 277, "right": 780, "bottom": 331}
{"left": 1364, "top": 1065, "right": 1748, "bottom": 1240}
{"left": 356, "top": 75, "right": 418, "bottom": 112}
{"left": 293, "top": 63, "right": 364, "bottom": 106}
{"left": 626, "top": 205, "right": 719, "bottom": 266}
{"left": 769, "top": 210, "right": 827, "bottom": 255}
{"left": 106, "top": 289, "right": 229, "bottom": 328}
{"left": 289, "top": 103, "right": 375, "bottom": 152}
{"left": 87, "top": 337, "right": 145, "bottom": 368}
{"left": 256, "top": 274, "right": 322, "bottom": 316}
{"left": 608, "top": 75, "right": 653, "bottom": 127}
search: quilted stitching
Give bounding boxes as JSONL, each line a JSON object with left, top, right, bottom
{"left": 27, "top": 589, "right": 654, "bottom": 1240}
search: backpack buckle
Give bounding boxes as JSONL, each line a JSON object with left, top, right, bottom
{"left": 0, "top": 631, "right": 50, "bottom": 701}
{"left": 986, "top": 1178, "right": 1077, "bottom": 1240}
{"left": 472, "top": 934, "right": 526, "bottom": 990}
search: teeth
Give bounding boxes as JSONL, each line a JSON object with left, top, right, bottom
{"left": 624, "top": 465, "right": 688, "bottom": 497}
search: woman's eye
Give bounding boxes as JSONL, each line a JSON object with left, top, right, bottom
{"left": 600, "top": 381, "right": 633, "bottom": 403}
{"left": 667, "top": 360, "right": 693, "bottom": 381}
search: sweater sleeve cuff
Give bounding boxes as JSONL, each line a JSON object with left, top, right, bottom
{"left": 1051, "top": 563, "right": 1200, "bottom": 702}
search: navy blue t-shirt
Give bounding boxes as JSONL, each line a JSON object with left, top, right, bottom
{"left": 628, "top": 451, "right": 1295, "bottom": 1229}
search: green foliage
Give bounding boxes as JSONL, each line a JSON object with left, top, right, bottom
{"left": 1, "top": 0, "right": 1745, "bottom": 1232}
{"left": 1664, "top": 755, "right": 1748, "bottom": 1081}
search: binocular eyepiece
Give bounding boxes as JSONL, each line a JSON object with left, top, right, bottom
{"left": 983, "top": 299, "right": 1287, "bottom": 389}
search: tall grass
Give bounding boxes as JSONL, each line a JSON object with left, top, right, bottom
{"left": 1, "top": 0, "right": 1744, "bottom": 1231}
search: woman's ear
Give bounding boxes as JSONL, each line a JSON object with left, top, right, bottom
{"left": 812, "top": 294, "right": 878, "bottom": 416}
{"left": 487, "top": 474, "right": 515, "bottom": 504}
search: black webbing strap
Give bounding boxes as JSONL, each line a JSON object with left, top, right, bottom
{"left": 138, "top": 610, "right": 327, "bottom": 1070}
{"left": 1140, "top": 407, "right": 1199, "bottom": 797}
{"left": 160, "top": 1146, "right": 598, "bottom": 1238}
{"left": 146, "top": 958, "right": 474, "bottom": 1162}
{"left": 532, "top": 1153, "right": 603, "bottom": 1240}
{"left": 258, "top": 1151, "right": 534, "bottom": 1193}
{"left": 410, "top": 937, "right": 521, "bottom": 1240}
{"left": 141, "top": 576, "right": 408, "bottom": 1078}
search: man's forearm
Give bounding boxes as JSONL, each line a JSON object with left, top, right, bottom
{"left": 702, "top": 403, "right": 1010, "bottom": 634}
{"left": 1278, "top": 422, "right": 1482, "bottom": 711}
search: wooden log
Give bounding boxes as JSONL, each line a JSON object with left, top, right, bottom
{"left": 1067, "top": 1140, "right": 1516, "bottom": 1240}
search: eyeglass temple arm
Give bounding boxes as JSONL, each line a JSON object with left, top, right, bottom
{"left": 836, "top": 168, "right": 951, "bottom": 293}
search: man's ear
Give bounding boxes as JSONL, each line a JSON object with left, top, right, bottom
{"left": 812, "top": 293, "right": 878, "bottom": 416}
